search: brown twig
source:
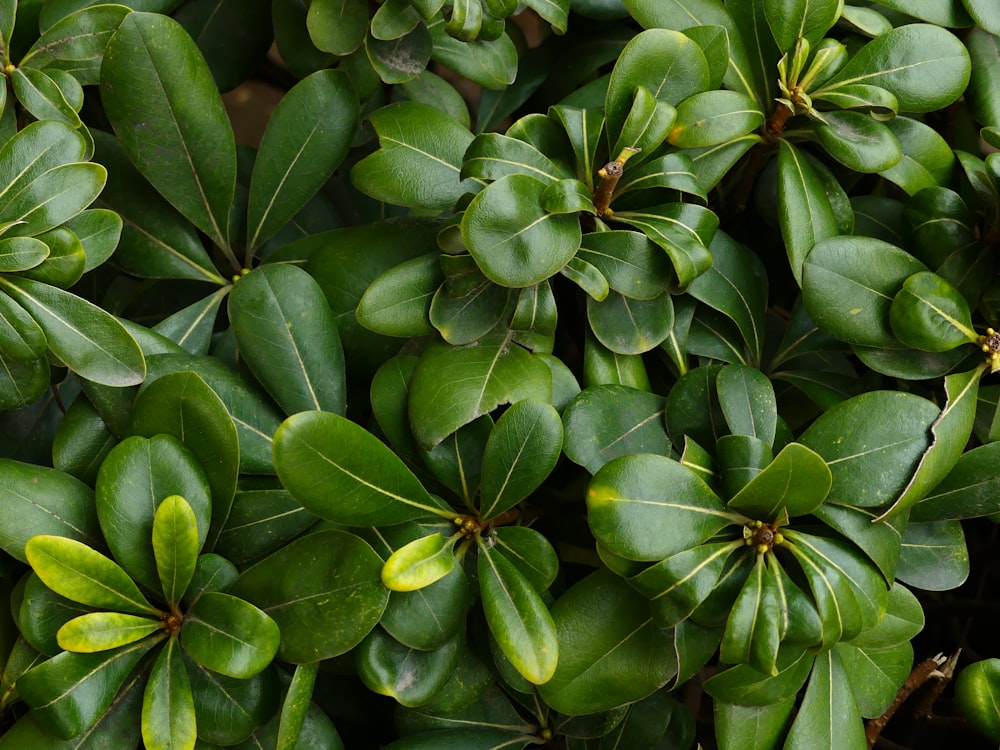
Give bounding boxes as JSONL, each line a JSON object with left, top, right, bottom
{"left": 865, "top": 653, "right": 951, "bottom": 749}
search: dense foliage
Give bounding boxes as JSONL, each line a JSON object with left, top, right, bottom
{"left": 2, "top": 0, "right": 1000, "bottom": 748}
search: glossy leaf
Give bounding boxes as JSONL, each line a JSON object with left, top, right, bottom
{"left": 230, "top": 264, "right": 346, "bottom": 416}
{"left": 357, "top": 253, "right": 441, "bottom": 338}
{"left": 357, "top": 628, "right": 461, "bottom": 707}
{"left": 462, "top": 174, "right": 581, "bottom": 287}
{"left": 142, "top": 637, "right": 195, "bottom": 750}
{"left": 896, "top": 519, "right": 969, "bottom": 591}
{"left": 704, "top": 650, "right": 815, "bottom": 706}
{"left": 230, "top": 530, "right": 388, "bottom": 662}
{"left": 889, "top": 271, "right": 977, "bottom": 352}
{"left": 408, "top": 337, "right": 552, "bottom": 449}
{"left": 56, "top": 612, "right": 159, "bottom": 653}
{"left": 25, "top": 535, "right": 160, "bottom": 616}
{"left": 247, "top": 70, "right": 358, "bottom": 249}
{"left": 186, "top": 657, "right": 279, "bottom": 745}
{"left": 0, "top": 237, "right": 48, "bottom": 273}
{"left": 605, "top": 29, "right": 710, "bottom": 138}
{"left": 956, "top": 658, "right": 1000, "bottom": 743}
{"left": 813, "top": 110, "right": 902, "bottom": 173}
{"left": 720, "top": 555, "right": 780, "bottom": 676}
{"left": 716, "top": 364, "right": 776, "bottom": 444}
{"left": 17, "top": 639, "right": 158, "bottom": 739}
{"left": 611, "top": 203, "right": 717, "bottom": 288}
{"left": 0, "top": 162, "right": 105, "bottom": 238}
{"left": 616, "top": 153, "right": 707, "bottom": 202}
{"left": 20, "top": 5, "right": 132, "bottom": 85}
{"left": 153, "top": 495, "right": 200, "bottom": 609}
{"left": 101, "top": 12, "right": 236, "bottom": 250}
{"left": 837, "top": 640, "right": 912, "bottom": 719}
{"left": 880, "top": 116, "right": 955, "bottom": 195}
{"left": 0, "top": 291, "right": 46, "bottom": 362}
{"left": 0, "top": 460, "right": 101, "bottom": 562}
{"left": 478, "top": 543, "right": 558, "bottom": 685}
{"left": 351, "top": 102, "right": 477, "bottom": 211}
{"left": 967, "top": 27, "right": 1000, "bottom": 128}
{"left": 587, "top": 291, "right": 674, "bottom": 356}
{"left": 95, "top": 435, "right": 210, "bottom": 594}
{"left": 715, "top": 697, "right": 796, "bottom": 750}
{"left": 307, "top": 0, "right": 366, "bottom": 54}
{"left": 274, "top": 410, "right": 452, "bottom": 525}
{"left": 913, "top": 442, "right": 1000, "bottom": 521}
{"left": 802, "top": 236, "right": 927, "bottom": 347}
{"left": 479, "top": 399, "right": 562, "bottom": 520}
{"left": 11, "top": 67, "right": 81, "bottom": 128}
{"left": 181, "top": 591, "right": 279, "bottom": 678}
{"left": 820, "top": 24, "right": 970, "bottom": 113}
{"left": 727, "top": 443, "right": 831, "bottom": 519}
{"left": 561, "top": 385, "right": 670, "bottom": 474}
{"left": 587, "top": 453, "right": 734, "bottom": 561}
{"left": 777, "top": 140, "right": 839, "bottom": 285}
{"left": 539, "top": 568, "right": 677, "bottom": 715}
{"left": 783, "top": 649, "right": 866, "bottom": 750}
{"left": 668, "top": 90, "right": 763, "bottom": 148}
{"left": 461, "top": 133, "right": 569, "bottom": 184}
{"left": 381, "top": 532, "right": 457, "bottom": 592}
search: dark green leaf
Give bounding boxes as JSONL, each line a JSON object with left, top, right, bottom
{"left": 408, "top": 337, "right": 552, "bottom": 449}
{"left": 914, "top": 442, "right": 1000, "bottom": 521}
{"left": 479, "top": 543, "right": 558, "bottom": 685}
{"left": 181, "top": 591, "right": 279, "bottom": 678}
{"left": 956, "top": 658, "right": 1000, "bottom": 743}
{"left": 18, "top": 639, "right": 158, "bottom": 739}
{"left": 247, "top": 70, "right": 358, "bottom": 249}
{"left": 813, "top": 110, "right": 902, "bottom": 174}
{"left": 704, "top": 649, "right": 814, "bottom": 706}
{"left": 880, "top": 116, "right": 955, "bottom": 195}
{"left": 307, "top": 0, "right": 366, "bottom": 54}
{"left": 141, "top": 637, "right": 195, "bottom": 750}
{"left": 365, "top": 24, "right": 432, "bottom": 84}
{"left": 538, "top": 568, "right": 676, "bottom": 715}
{"left": 889, "top": 271, "right": 977, "bottom": 352}
{"left": 668, "top": 90, "right": 763, "bottom": 149}
{"left": 231, "top": 530, "right": 388, "bottom": 663}
{"left": 186, "top": 657, "right": 279, "bottom": 746}
{"left": 356, "top": 628, "right": 461, "bottom": 707}
{"left": 587, "top": 453, "right": 734, "bottom": 561}
{"left": 896, "top": 519, "right": 968, "bottom": 591}
{"left": 101, "top": 12, "right": 236, "bottom": 250}
{"left": 715, "top": 697, "right": 796, "bottom": 750}
{"left": 357, "top": 253, "right": 441, "bottom": 338}
{"left": 215, "top": 489, "right": 318, "bottom": 567}
{"left": 777, "top": 140, "right": 839, "bottom": 285}
{"left": 719, "top": 554, "right": 780, "bottom": 676}
{"left": 129, "top": 370, "right": 240, "bottom": 549}
{"left": 764, "top": 0, "right": 839, "bottom": 52}
{"left": 587, "top": 291, "right": 674, "bottom": 356}
{"left": 783, "top": 649, "right": 866, "bottom": 749}
{"left": 461, "top": 132, "right": 570, "bottom": 184}
{"left": 21, "top": 5, "right": 132, "bottom": 85}
{"left": 715, "top": 364, "right": 776, "bottom": 444}
{"left": 727, "top": 443, "right": 831, "bottom": 519}
{"left": 11, "top": 67, "right": 80, "bottom": 127}
{"left": 611, "top": 203, "right": 717, "bottom": 288}
{"left": 0, "top": 162, "right": 105, "bottom": 238}
{"left": 351, "top": 102, "right": 478, "bottom": 211}
{"left": 428, "top": 19, "right": 517, "bottom": 89}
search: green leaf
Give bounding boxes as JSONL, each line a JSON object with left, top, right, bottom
{"left": 0, "top": 237, "right": 48, "bottom": 273}
{"left": 18, "top": 639, "right": 159, "bottom": 739}
{"left": 811, "top": 502, "right": 904, "bottom": 583}
{"left": 94, "top": 435, "right": 211, "bottom": 594}
{"left": 812, "top": 110, "right": 902, "bottom": 174}
{"left": 141, "top": 637, "right": 195, "bottom": 750}
{"left": 11, "top": 67, "right": 81, "bottom": 128}
{"left": 56, "top": 612, "right": 159, "bottom": 652}
{"left": 720, "top": 555, "right": 780, "bottom": 676}
{"left": 408, "top": 337, "right": 552, "bottom": 450}
{"left": 0, "top": 161, "right": 105, "bottom": 238}
{"left": 129, "top": 371, "right": 239, "bottom": 549}
{"left": 913, "top": 442, "right": 1000, "bottom": 521}
{"left": 587, "top": 453, "right": 734, "bottom": 562}
{"left": 538, "top": 568, "right": 677, "bottom": 715}
{"left": 896, "top": 519, "right": 968, "bottom": 591}
{"left": 20, "top": 6, "right": 131, "bottom": 85}
{"left": 837, "top": 640, "right": 913, "bottom": 719}
{"left": 351, "top": 102, "right": 477, "bottom": 211}
{"left": 560, "top": 256, "right": 609, "bottom": 301}
{"left": 668, "top": 90, "right": 763, "bottom": 149}
{"left": 763, "top": 0, "right": 840, "bottom": 52}
{"left": 357, "top": 628, "right": 461, "bottom": 707}
{"left": 611, "top": 85, "right": 677, "bottom": 159}
{"left": 153, "top": 495, "right": 200, "bottom": 609}
{"left": 540, "top": 179, "right": 596, "bottom": 215}
{"left": 967, "top": 27, "right": 1000, "bottom": 129}
{"left": 461, "top": 132, "right": 570, "bottom": 184}
{"left": 800, "top": 390, "right": 937, "bottom": 508}
{"left": 0, "top": 460, "right": 101, "bottom": 562}
{"left": 783, "top": 649, "right": 866, "bottom": 750}
{"left": 561, "top": 385, "right": 670, "bottom": 474}
{"left": 14, "top": 227, "right": 85, "bottom": 289}
{"left": 101, "top": 12, "right": 236, "bottom": 250}
{"left": 186, "top": 656, "right": 279, "bottom": 745}
{"left": 247, "top": 70, "right": 358, "bottom": 249}
{"left": 275, "top": 662, "right": 321, "bottom": 750}
{"left": 214, "top": 489, "right": 318, "bottom": 567}
{"left": 181, "top": 591, "right": 279, "bottom": 678}
{"left": 462, "top": 174, "right": 581, "bottom": 287}
{"left": 715, "top": 364, "right": 776, "bottom": 444}
{"left": 587, "top": 291, "right": 674, "bottom": 356}
{"left": 428, "top": 18, "right": 517, "bottom": 89}
{"left": 357, "top": 253, "right": 441, "bottom": 338}
{"left": 687, "top": 231, "right": 767, "bottom": 363}
{"left": 605, "top": 29, "right": 710, "bottom": 139}
{"left": 715, "top": 697, "right": 796, "bottom": 750}
{"left": 879, "top": 116, "right": 955, "bottom": 195}
{"left": 727, "top": 443, "right": 831, "bottom": 519}
{"left": 152, "top": 287, "right": 228, "bottom": 355}
{"left": 25, "top": 535, "right": 160, "bottom": 616}
{"left": 819, "top": 24, "right": 970, "bottom": 114}
{"left": 716, "top": 434, "right": 772, "bottom": 499}
{"left": 274, "top": 410, "right": 453, "bottom": 525}
{"left": 777, "top": 140, "right": 839, "bottom": 285}
{"left": 381, "top": 532, "right": 458, "bottom": 592}
{"left": 479, "top": 399, "right": 562, "bottom": 520}
{"left": 0, "top": 291, "right": 46, "bottom": 361}
{"left": 92, "top": 129, "right": 225, "bottom": 285}
{"left": 616, "top": 153, "right": 707, "bottom": 202}
{"left": 611, "top": 203, "right": 718, "bottom": 288}
{"left": 802, "top": 236, "right": 927, "bottom": 347}
{"left": 232, "top": 529, "right": 387, "bottom": 663}
{"left": 705, "top": 649, "right": 814, "bottom": 706}
{"left": 956, "top": 658, "right": 1000, "bottom": 744}
{"left": 889, "top": 271, "right": 978, "bottom": 352}
{"left": 478, "top": 542, "right": 557, "bottom": 685}
{"left": 307, "top": 0, "right": 366, "bottom": 54}
{"left": 230, "top": 264, "right": 345, "bottom": 415}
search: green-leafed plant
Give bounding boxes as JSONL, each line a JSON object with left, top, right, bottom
{"left": 3, "top": 1, "right": 1000, "bottom": 749}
